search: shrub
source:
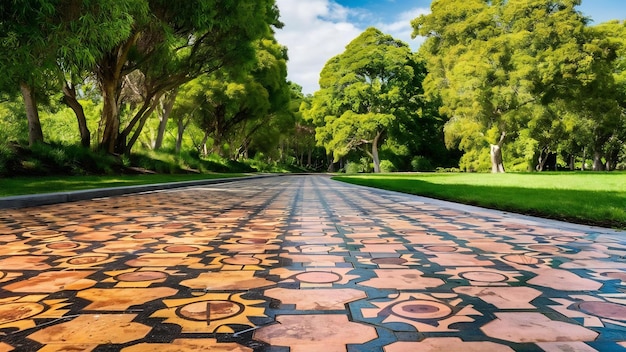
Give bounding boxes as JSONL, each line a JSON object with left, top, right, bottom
{"left": 411, "top": 156, "right": 434, "bottom": 172}
{"left": 379, "top": 160, "right": 397, "bottom": 173}
{"left": 0, "top": 143, "right": 19, "bottom": 176}
{"left": 344, "top": 162, "right": 363, "bottom": 174}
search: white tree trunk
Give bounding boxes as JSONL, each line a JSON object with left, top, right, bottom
{"left": 490, "top": 132, "right": 506, "bottom": 173}
{"left": 372, "top": 131, "right": 382, "bottom": 173}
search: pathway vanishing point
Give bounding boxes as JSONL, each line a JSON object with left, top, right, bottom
{"left": 0, "top": 175, "right": 625, "bottom": 351}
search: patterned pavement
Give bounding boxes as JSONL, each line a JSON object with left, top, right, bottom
{"left": 0, "top": 175, "right": 625, "bottom": 351}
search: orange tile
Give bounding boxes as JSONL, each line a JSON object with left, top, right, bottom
{"left": 254, "top": 314, "right": 377, "bottom": 351}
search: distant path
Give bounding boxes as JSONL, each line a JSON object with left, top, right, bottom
{"left": 0, "top": 175, "right": 624, "bottom": 351}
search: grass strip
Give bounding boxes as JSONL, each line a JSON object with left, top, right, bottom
{"left": 333, "top": 173, "right": 626, "bottom": 229}
{"left": 0, "top": 173, "right": 246, "bottom": 197}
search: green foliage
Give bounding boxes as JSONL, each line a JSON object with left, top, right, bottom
{"left": 306, "top": 27, "right": 439, "bottom": 173}
{"left": 411, "top": 156, "right": 434, "bottom": 172}
{"left": 0, "top": 99, "right": 28, "bottom": 143}
{"left": 379, "top": 160, "right": 396, "bottom": 173}
{"left": 0, "top": 173, "right": 247, "bottom": 197}
{"left": 0, "top": 143, "right": 19, "bottom": 175}
{"left": 413, "top": 0, "right": 623, "bottom": 172}
{"left": 0, "top": 142, "right": 119, "bottom": 176}
{"left": 344, "top": 162, "right": 364, "bottom": 174}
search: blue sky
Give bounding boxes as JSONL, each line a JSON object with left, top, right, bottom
{"left": 275, "top": 0, "right": 626, "bottom": 95}
{"left": 335, "top": 0, "right": 625, "bottom": 26}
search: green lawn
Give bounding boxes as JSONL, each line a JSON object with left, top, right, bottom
{"left": 333, "top": 173, "right": 626, "bottom": 229}
{"left": 0, "top": 173, "right": 245, "bottom": 197}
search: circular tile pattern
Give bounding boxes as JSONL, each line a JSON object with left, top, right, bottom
{"left": 221, "top": 256, "right": 262, "bottom": 265}
{"left": 29, "top": 230, "right": 60, "bottom": 238}
{"left": 237, "top": 238, "right": 267, "bottom": 244}
{"left": 371, "top": 257, "right": 408, "bottom": 265}
{"left": 578, "top": 301, "right": 626, "bottom": 321}
{"left": 425, "top": 245, "right": 458, "bottom": 252}
{"left": 361, "top": 239, "right": 389, "bottom": 244}
{"left": 552, "top": 236, "right": 579, "bottom": 243}
{"left": 164, "top": 245, "right": 199, "bottom": 253}
{"left": 47, "top": 242, "right": 80, "bottom": 250}
{"left": 390, "top": 300, "right": 452, "bottom": 320}
{"left": 295, "top": 271, "right": 342, "bottom": 284}
{"left": 502, "top": 254, "right": 542, "bottom": 265}
{"left": 67, "top": 255, "right": 108, "bottom": 265}
{"left": 0, "top": 303, "right": 45, "bottom": 324}
{"left": 527, "top": 244, "right": 562, "bottom": 253}
{"left": 178, "top": 301, "right": 243, "bottom": 321}
{"left": 460, "top": 271, "right": 509, "bottom": 283}
{"left": 117, "top": 271, "right": 168, "bottom": 282}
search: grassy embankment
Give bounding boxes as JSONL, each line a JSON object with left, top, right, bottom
{"left": 333, "top": 173, "right": 626, "bottom": 229}
{"left": 0, "top": 174, "right": 245, "bottom": 197}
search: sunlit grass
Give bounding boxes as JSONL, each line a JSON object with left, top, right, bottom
{"left": 333, "top": 173, "right": 626, "bottom": 229}
{"left": 0, "top": 174, "right": 245, "bottom": 197}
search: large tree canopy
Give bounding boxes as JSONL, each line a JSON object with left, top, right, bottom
{"left": 413, "top": 0, "right": 621, "bottom": 172}
{"left": 96, "top": 0, "right": 282, "bottom": 154}
{"left": 0, "top": 0, "right": 143, "bottom": 146}
{"left": 1, "top": 0, "right": 282, "bottom": 154}
{"left": 305, "top": 27, "right": 431, "bottom": 172}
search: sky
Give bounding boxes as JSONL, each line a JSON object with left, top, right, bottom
{"left": 274, "top": 0, "right": 626, "bottom": 95}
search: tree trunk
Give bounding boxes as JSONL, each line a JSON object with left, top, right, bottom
{"left": 372, "top": 131, "right": 382, "bottom": 173}
{"left": 154, "top": 89, "right": 178, "bottom": 150}
{"left": 100, "top": 77, "right": 120, "bottom": 153}
{"left": 20, "top": 82, "right": 44, "bottom": 146}
{"left": 490, "top": 144, "right": 506, "bottom": 173}
{"left": 97, "top": 33, "right": 139, "bottom": 154}
{"left": 176, "top": 117, "right": 185, "bottom": 154}
{"left": 327, "top": 154, "right": 335, "bottom": 172}
{"left": 569, "top": 155, "right": 575, "bottom": 171}
{"left": 490, "top": 131, "right": 506, "bottom": 173}
{"left": 199, "top": 130, "right": 210, "bottom": 156}
{"left": 535, "top": 147, "right": 548, "bottom": 172}
{"left": 592, "top": 151, "right": 604, "bottom": 171}
{"left": 124, "top": 91, "right": 164, "bottom": 155}
{"left": 62, "top": 83, "right": 90, "bottom": 148}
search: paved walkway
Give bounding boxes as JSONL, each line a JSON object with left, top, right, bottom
{"left": 1, "top": 175, "right": 625, "bottom": 351}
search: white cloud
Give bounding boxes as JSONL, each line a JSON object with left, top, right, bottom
{"left": 275, "top": 1, "right": 430, "bottom": 95}
{"left": 275, "top": 0, "right": 361, "bottom": 95}
{"left": 377, "top": 8, "right": 430, "bottom": 51}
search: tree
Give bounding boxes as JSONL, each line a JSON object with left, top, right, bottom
{"left": 192, "top": 36, "right": 290, "bottom": 158}
{"left": 287, "top": 85, "right": 320, "bottom": 168}
{"left": 167, "top": 34, "right": 290, "bottom": 159}
{"left": 94, "top": 0, "right": 282, "bottom": 154}
{"left": 0, "top": 0, "right": 141, "bottom": 148}
{"left": 306, "top": 27, "right": 427, "bottom": 173}
{"left": 413, "top": 0, "right": 616, "bottom": 172}
{"left": 0, "top": 0, "right": 56, "bottom": 146}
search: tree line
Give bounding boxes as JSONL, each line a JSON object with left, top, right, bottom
{"left": 302, "top": 0, "right": 625, "bottom": 173}
{"left": 0, "top": 1, "right": 302, "bottom": 160}
{"left": 412, "top": 0, "right": 626, "bottom": 172}
{"left": 1, "top": 0, "right": 624, "bottom": 174}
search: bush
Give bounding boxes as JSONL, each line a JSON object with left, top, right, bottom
{"left": 0, "top": 143, "right": 18, "bottom": 176}
{"left": 344, "top": 162, "right": 363, "bottom": 174}
{"left": 411, "top": 156, "right": 434, "bottom": 172}
{"left": 435, "top": 167, "right": 461, "bottom": 173}
{"left": 379, "top": 160, "right": 397, "bottom": 173}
